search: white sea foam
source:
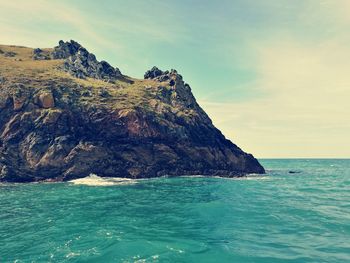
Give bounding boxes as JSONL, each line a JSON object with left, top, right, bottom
{"left": 69, "top": 174, "right": 137, "bottom": 186}
{"left": 179, "top": 175, "right": 206, "bottom": 178}
{"left": 180, "top": 174, "right": 270, "bottom": 180}
{"left": 212, "top": 174, "right": 271, "bottom": 181}
{"left": 69, "top": 173, "right": 270, "bottom": 186}
{"left": 239, "top": 175, "right": 271, "bottom": 180}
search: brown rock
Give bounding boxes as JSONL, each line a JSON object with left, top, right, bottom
{"left": 13, "top": 96, "right": 26, "bottom": 110}
{"left": 38, "top": 92, "right": 55, "bottom": 108}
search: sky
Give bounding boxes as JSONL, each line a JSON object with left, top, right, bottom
{"left": 1, "top": 0, "right": 349, "bottom": 158}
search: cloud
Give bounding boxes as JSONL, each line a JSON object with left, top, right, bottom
{"left": 201, "top": 36, "right": 350, "bottom": 158}
{"left": 197, "top": 1, "right": 350, "bottom": 158}
{"left": 0, "top": 0, "right": 188, "bottom": 48}
{"left": 0, "top": 0, "right": 123, "bottom": 50}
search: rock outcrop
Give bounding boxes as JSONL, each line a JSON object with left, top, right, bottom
{"left": 32, "top": 48, "right": 50, "bottom": 60}
{"left": 52, "top": 40, "right": 122, "bottom": 82}
{"left": 4, "top": 51, "right": 16, "bottom": 57}
{"left": 144, "top": 67, "right": 199, "bottom": 109}
{"left": 0, "top": 41, "right": 264, "bottom": 182}
{"left": 51, "top": 40, "right": 81, "bottom": 59}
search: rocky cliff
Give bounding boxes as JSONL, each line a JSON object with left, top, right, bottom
{"left": 0, "top": 40, "right": 264, "bottom": 182}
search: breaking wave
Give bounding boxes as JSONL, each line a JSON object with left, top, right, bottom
{"left": 69, "top": 174, "right": 137, "bottom": 186}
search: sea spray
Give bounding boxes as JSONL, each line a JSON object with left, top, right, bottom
{"left": 69, "top": 174, "right": 137, "bottom": 186}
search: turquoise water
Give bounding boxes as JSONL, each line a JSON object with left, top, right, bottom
{"left": 1, "top": 159, "right": 349, "bottom": 262}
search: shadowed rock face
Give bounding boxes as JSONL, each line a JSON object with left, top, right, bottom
{"left": 0, "top": 41, "right": 264, "bottom": 182}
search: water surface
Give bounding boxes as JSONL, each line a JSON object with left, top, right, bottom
{"left": 1, "top": 159, "right": 349, "bottom": 262}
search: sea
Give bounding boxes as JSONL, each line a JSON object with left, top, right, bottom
{"left": 0, "top": 159, "right": 349, "bottom": 263}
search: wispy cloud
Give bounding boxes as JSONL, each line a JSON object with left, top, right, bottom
{"left": 196, "top": 0, "right": 350, "bottom": 157}
{"left": 0, "top": 0, "right": 123, "bottom": 49}
{"left": 0, "top": 0, "right": 190, "bottom": 46}
{"left": 201, "top": 36, "right": 350, "bottom": 157}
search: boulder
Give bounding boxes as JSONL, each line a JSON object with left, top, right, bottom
{"left": 38, "top": 92, "right": 55, "bottom": 108}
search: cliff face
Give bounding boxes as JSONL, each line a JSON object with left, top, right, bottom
{"left": 0, "top": 41, "right": 264, "bottom": 182}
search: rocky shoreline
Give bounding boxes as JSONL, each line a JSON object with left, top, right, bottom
{"left": 0, "top": 40, "right": 264, "bottom": 182}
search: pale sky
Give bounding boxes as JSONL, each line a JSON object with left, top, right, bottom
{"left": 1, "top": 0, "right": 349, "bottom": 158}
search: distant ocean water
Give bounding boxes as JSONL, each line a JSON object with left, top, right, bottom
{"left": 1, "top": 159, "right": 349, "bottom": 263}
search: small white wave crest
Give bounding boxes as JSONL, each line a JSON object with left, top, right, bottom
{"left": 237, "top": 174, "right": 271, "bottom": 180}
{"left": 69, "top": 174, "right": 137, "bottom": 186}
{"left": 180, "top": 174, "right": 270, "bottom": 180}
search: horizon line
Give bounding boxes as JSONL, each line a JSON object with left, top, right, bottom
{"left": 258, "top": 157, "right": 350, "bottom": 159}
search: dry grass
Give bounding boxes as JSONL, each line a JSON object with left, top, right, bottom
{"left": 0, "top": 44, "right": 195, "bottom": 120}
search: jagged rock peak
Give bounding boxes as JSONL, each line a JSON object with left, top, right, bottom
{"left": 144, "top": 66, "right": 182, "bottom": 82}
{"left": 144, "top": 66, "right": 202, "bottom": 112}
{"left": 51, "top": 40, "right": 82, "bottom": 59}
{"left": 51, "top": 40, "right": 122, "bottom": 82}
{"left": 144, "top": 66, "right": 182, "bottom": 86}
{"left": 144, "top": 66, "right": 165, "bottom": 79}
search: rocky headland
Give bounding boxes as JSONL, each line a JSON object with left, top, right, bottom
{"left": 0, "top": 40, "right": 264, "bottom": 182}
